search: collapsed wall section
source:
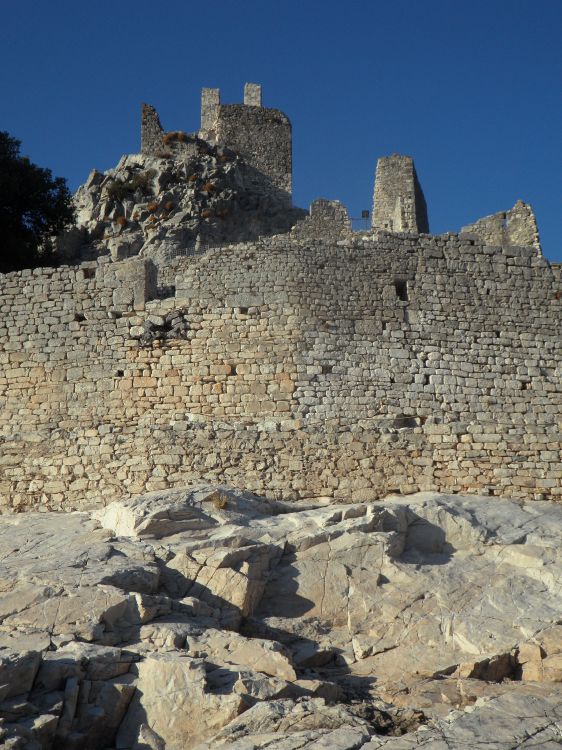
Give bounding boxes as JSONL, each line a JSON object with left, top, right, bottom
{"left": 0, "top": 234, "right": 559, "bottom": 512}
{"left": 461, "top": 200, "right": 541, "bottom": 250}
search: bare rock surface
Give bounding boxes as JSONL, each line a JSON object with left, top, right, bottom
{"left": 68, "top": 147, "right": 304, "bottom": 266}
{"left": 1, "top": 486, "right": 561, "bottom": 748}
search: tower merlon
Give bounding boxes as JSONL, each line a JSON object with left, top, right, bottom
{"left": 244, "top": 82, "right": 262, "bottom": 107}
{"left": 201, "top": 87, "right": 221, "bottom": 133}
{"left": 141, "top": 103, "right": 164, "bottom": 155}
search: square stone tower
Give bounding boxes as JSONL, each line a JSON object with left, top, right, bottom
{"left": 199, "top": 83, "right": 292, "bottom": 198}
{"left": 372, "top": 154, "right": 429, "bottom": 233}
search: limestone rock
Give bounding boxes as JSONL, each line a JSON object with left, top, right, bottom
{"left": 71, "top": 149, "right": 305, "bottom": 265}
{"left": 95, "top": 484, "right": 280, "bottom": 539}
{"left": 1, "top": 486, "right": 562, "bottom": 748}
{"left": 116, "top": 653, "right": 244, "bottom": 750}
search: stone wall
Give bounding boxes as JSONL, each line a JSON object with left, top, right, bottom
{"left": 244, "top": 82, "right": 262, "bottom": 106}
{"left": 290, "top": 199, "right": 351, "bottom": 241}
{"left": 214, "top": 104, "right": 292, "bottom": 197}
{"left": 140, "top": 104, "right": 164, "bottom": 155}
{"left": 0, "top": 225, "right": 559, "bottom": 512}
{"left": 462, "top": 200, "right": 541, "bottom": 250}
{"left": 200, "top": 87, "right": 221, "bottom": 137}
{"left": 372, "top": 154, "right": 429, "bottom": 233}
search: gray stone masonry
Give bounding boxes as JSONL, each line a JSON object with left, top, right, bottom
{"left": 372, "top": 154, "right": 429, "bottom": 233}
{"left": 140, "top": 104, "right": 164, "bottom": 155}
{"left": 214, "top": 101, "right": 292, "bottom": 197}
{"left": 290, "top": 199, "right": 351, "bottom": 240}
{"left": 0, "top": 223, "right": 559, "bottom": 512}
{"left": 462, "top": 200, "right": 541, "bottom": 250}
{"left": 1, "top": 88, "right": 559, "bottom": 513}
{"left": 200, "top": 87, "right": 221, "bottom": 136}
{"left": 244, "top": 82, "right": 262, "bottom": 106}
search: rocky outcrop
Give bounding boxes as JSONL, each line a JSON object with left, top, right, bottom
{"left": 68, "top": 145, "right": 304, "bottom": 266}
{"left": 1, "top": 486, "right": 562, "bottom": 748}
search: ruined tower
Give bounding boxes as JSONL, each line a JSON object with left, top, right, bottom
{"left": 371, "top": 154, "right": 429, "bottom": 233}
{"left": 199, "top": 83, "right": 292, "bottom": 197}
{"left": 140, "top": 84, "right": 293, "bottom": 200}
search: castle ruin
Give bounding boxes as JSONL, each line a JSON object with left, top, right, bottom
{"left": 141, "top": 83, "right": 292, "bottom": 198}
{"left": 0, "top": 83, "right": 558, "bottom": 513}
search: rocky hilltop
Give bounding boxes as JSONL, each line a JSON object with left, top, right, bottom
{"left": 1, "top": 486, "right": 562, "bottom": 749}
{"left": 70, "top": 147, "right": 304, "bottom": 267}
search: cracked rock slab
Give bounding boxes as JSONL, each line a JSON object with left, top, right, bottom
{"left": 1, "top": 487, "right": 561, "bottom": 749}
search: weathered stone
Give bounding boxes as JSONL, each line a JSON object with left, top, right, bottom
{"left": 1, "top": 488, "right": 562, "bottom": 748}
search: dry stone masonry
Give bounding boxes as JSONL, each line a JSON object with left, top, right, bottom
{"left": 144, "top": 83, "right": 292, "bottom": 197}
{"left": 371, "top": 154, "right": 429, "bottom": 234}
{"left": 461, "top": 199, "right": 541, "bottom": 250}
{"left": 0, "top": 82, "right": 559, "bottom": 514}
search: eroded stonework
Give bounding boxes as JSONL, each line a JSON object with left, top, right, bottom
{"left": 461, "top": 199, "right": 541, "bottom": 250}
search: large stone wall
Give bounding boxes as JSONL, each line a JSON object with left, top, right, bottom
{"left": 0, "top": 219, "right": 559, "bottom": 512}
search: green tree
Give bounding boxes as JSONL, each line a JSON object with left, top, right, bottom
{"left": 0, "top": 131, "right": 74, "bottom": 272}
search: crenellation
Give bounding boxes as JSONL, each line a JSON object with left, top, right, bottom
{"left": 139, "top": 83, "right": 292, "bottom": 198}
{"left": 244, "top": 82, "right": 262, "bottom": 106}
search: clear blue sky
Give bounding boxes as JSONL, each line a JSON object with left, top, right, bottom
{"left": 1, "top": 0, "right": 561, "bottom": 261}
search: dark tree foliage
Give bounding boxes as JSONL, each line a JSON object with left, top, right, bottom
{"left": 0, "top": 131, "right": 74, "bottom": 272}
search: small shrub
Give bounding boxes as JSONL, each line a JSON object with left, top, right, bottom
{"left": 163, "top": 130, "right": 189, "bottom": 145}
{"left": 147, "top": 202, "right": 158, "bottom": 213}
{"left": 188, "top": 174, "right": 198, "bottom": 182}
{"left": 115, "top": 216, "right": 127, "bottom": 228}
{"left": 211, "top": 491, "right": 228, "bottom": 510}
{"left": 164, "top": 201, "right": 174, "bottom": 212}
{"left": 202, "top": 181, "right": 215, "bottom": 193}
{"left": 201, "top": 209, "right": 212, "bottom": 219}
{"left": 107, "top": 170, "right": 154, "bottom": 202}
